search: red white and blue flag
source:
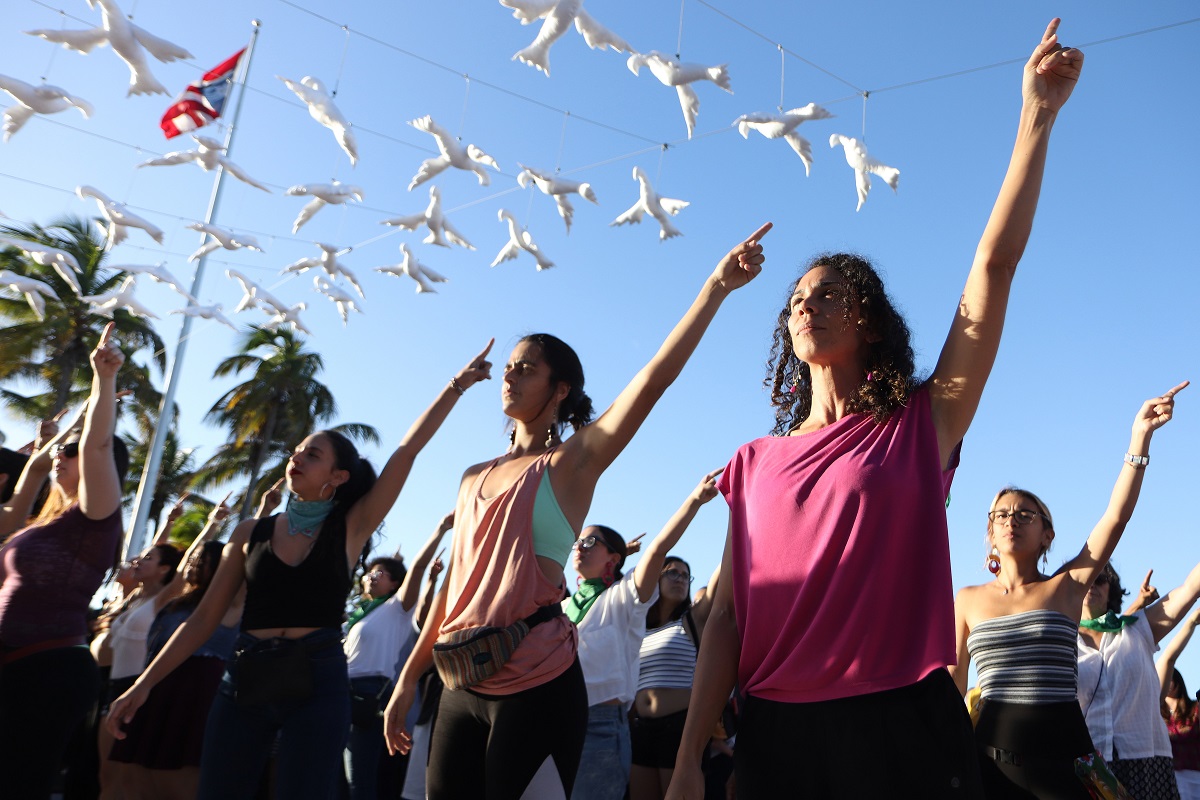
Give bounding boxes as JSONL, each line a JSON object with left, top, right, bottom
{"left": 160, "top": 48, "right": 245, "bottom": 139}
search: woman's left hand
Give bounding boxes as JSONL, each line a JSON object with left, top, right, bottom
{"left": 89, "top": 322, "right": 125, "bottom": 380}
{"left": 712, "top": 223, "right": 771, "bottom": 293}
{"left": 452, "top": 338, "right": 494, "bottom": 391}
{"left": 1133, "top": 381, "right": 1188, "bottom": 436}
{"left": 1024, "top": 19, "right": 1084, "bottom": 113}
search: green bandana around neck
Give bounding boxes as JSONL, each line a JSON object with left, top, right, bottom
{"left": 346, "top": 594, "right": 391, "bottom": 630}
{"left": 1079, "top": 610, "right": 1138, "bottom": 633}
{"left": 567, "top": 578, "right": 609, "bottom": 624}
{"left": 286, "top": 495, "right": 334, "bottom": 538}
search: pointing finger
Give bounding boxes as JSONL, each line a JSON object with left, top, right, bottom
{"left": 98, "top": 321, "right": 116, "bottom": 347}
{"left": 1142, "top": 570, "right": 1153, "bottom": 590}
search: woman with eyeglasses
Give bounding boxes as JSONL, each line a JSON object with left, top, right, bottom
{"left": 666, "top": 21, "right": 1086, "bottom": 799}
{"left": 948, "top": 385, "right": 1186, "bottom": 797}
{"left": 562, "top": 470, "right": 721, "bottom": 800}
{"left": 0, "top": 323, "right": 130, "bottom": 799}
{"left": 1076, "top": 559, "right": 1200, "bottom": 798}
{"left": 383, "top": 227, "right": 769, "bottom": 800}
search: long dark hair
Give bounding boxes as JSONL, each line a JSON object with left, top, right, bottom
{"left": 1100, "top": 563, "right": 1129, "bottom": 616}
{"left": 646, "top": 555, "right": 693, "bottom": 629}
{"left": 149, "top": 543, "right": 183, "bottom": 585}
{"left": 316, "top": 429, "right": 378, "bottom": 566}
{"left": 765, "top": 253, "right": 917, "bottom": 435}
{"left": 519, "top": 334, "right": 595, "bottom": 437}
{"left": 1166, "top": 669, "right": 1197, "bottom": 723}
{"left": 162, "top": 541, "right": 224, "bottom": 615}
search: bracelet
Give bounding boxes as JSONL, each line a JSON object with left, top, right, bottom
{"left": 449, "top": 377, "right": 466, "bottom": 396}
{"left": 1124, "top": 452, "right": 1149, "bottom": 468}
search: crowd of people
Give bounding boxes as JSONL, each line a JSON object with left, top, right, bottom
{"left": 1, "top": 17, "right": 1197, "bottom": 800}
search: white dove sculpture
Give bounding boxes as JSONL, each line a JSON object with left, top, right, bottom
{"left": 138, "top": 136, "right": 271, "bottom": 193}
{"left": 516, "top": 164, "right": 598, "bottom": 234}
{"left": 171, "top": 302, "right": 238, "bottom": 331}
{"left": 106, "top": 262, "right": 195, "bottom": 303}
{"left": 0, "top": 269, "right": 60, "bottom": 320}
{"left": 375, "top": 244, "right": 448, "bottom": 295}
{"left": 24, "top": 0, "right": 192, "bottom": 96}
{"left": 80, "top": 275, "right": 159, "bottom": 319}
{"left": 407, "top": 116, "right": 499, "bottom": 191}
{"left": 186, "top": 222, "right": 265, "bottom": 262}
{"left": 0, "top": 236, "right": 83, "bottom": 294}
{"left": 610, "top": 166, "right": 689, "bottom": 241}
{"left": 501, "top": 0, "right": 634, "bottom": 76}
{"left": 0, "top": 75, "right": 93, "bottom": 141}
{"left": 313, "top": 275, "right": 362, "bottom": 325}
{"left": 75, "top": 185, "right": 164, "bottom": 250}
{"left": 491, "top": 209, "right": 554, "bottom": 271}
{"left": 829, "top": 134, "right": 900, "bottom": 212}
{"left": 285, "top": 181, "right": 364, "bottom": 233}
{"left": 627, "top": 51, "right": 732, "bottom": 139}
{"left": 281, "top": 243, "right": 365, "bottom": 298}
{"left": 733, "top": 104, "right": 834, "bottom": 176}
{"left": 380, "top": 186, "right": 475, "bottom": 250}
{"left": 277, "top": 76, "right": 357, "bottom": 166}
{"left": 262, "top": 302, "right": 312, "bottom": 336}
{"left": 225, "top": 269, "right": 286, "bottom": 314}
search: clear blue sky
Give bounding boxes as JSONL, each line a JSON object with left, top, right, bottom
{"left": 3, "top": 1, "right": 1198, "bottom": 683}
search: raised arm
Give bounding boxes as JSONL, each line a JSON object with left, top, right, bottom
{"left": 398, "top": 512, "right": 453, "bottom": 612}
{"left": 929, "top": 19, "right": 1083, "bottom": 463}
{"left": 344, "top": 341, "right": 492, "bottom": 551}
{"left": 665, "top": 527, "right": 739, "bottom": 800}
{"left": 1145, "top": 560, "right": 1200, "bottom": 644}
{"left": 415, "top": 551, "right": 444, "bottom": 630}
{"left": 0, "top": 413, "right": 71, "bottom": 538}
{"left": 1060, "top": 382, "right": 1188, "bottom": 589}
{"left": 153, "top": 492, "right": 190, "bottom": 546}
{"left": 255, "top": 478, "right": 284, "bottom": 519}
{"left": 79, "top": 323, "right": 123, "bottom": 520}
{"left": 1124, "top": 570, "right": 1161, "bottom": 616}
{"left": 565, "top": 225, "right": 769, "bottom": 479}
{"left": 633, "top": 469, "right": 722, "bottom": 603}
{"left": 1158, "top": 608, "right": 1200, "bottom": 697}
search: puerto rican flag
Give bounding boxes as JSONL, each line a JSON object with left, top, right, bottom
{"left": 160, "top": 48, "right": 245, "bottom": 139}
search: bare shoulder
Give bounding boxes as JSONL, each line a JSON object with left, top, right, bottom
{"left": 228, "top": 518, "right": 259, "bottom": 547}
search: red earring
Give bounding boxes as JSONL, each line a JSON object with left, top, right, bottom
{"left": 986, "top": 547, "right": 1001, "bottom": 576}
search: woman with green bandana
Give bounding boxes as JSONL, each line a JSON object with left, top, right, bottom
{"left": 566, "top": 469, "right": 721, "bottom": 800}
{"left": 1078, "top": 560, "right": 1200, "bottom": 799}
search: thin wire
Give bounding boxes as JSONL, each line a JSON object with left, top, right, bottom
{"left": 777, "top": 44, "right": 785, "bottom": 112}
{"left": 676, "top": 0, "right": 686, "bottom": 60}
{"left": 861, "top": 92, "right": 868, "bottom": 141}
{"left": 458, "top": 76, "right": 471, "bottom": 141}
{"left": 554, "top": 112, "right": 570, "bottom": 173}
{"left": 331, "top": 26, "right": 352, "bottom": 97}
{"left": 39, "top": 10, "right": 65, "bottom": 80}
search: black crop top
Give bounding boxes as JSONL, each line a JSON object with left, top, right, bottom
{"left": 240, "top": 514, "right": 352, "bottom": 631}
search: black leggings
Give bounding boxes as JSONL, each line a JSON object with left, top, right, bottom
{"left": 974, "top": 699, "right": 1095, "bottom": 799}
{"left": 426, "top": 658, "right": 587, "bottom": 800}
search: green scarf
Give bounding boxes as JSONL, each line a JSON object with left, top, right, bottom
{"left": 286, "top": 496, "right": 334, "bottom": 537}
{"left": 346, "top": 594, "right": 391, "bottom": 630}
{"left": 567, "top": 579, "right": 608, "bottom": 624}
{"left": 1079, "top": 610, "right": 1138, "bottom": 633}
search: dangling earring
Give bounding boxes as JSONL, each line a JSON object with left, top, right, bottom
{"left": 1041, "top": 550, "right": 1049, "bottom": 571}
{"left": 545, "top": 410, "right": 558, "bottom": 448}
{"left": 986, "top": 546, "right": 1001, "bottom": 576}
{"left": 789, "top": 369, "right": 800, "bottom": 395}
{"left": 508, "top": 428, "right": 516, "bottom": 450}
{"left": 602, "top": 562, "right": 615, "bottom": 587}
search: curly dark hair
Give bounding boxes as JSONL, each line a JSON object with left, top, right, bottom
{"left": 1100, "top": 563, "right": 1130, "bottom": 616}
{"left": 765, "top": 253, "right": 917, "bottom": 436}
{"left": 519, "top": 334, "right": 595, "bottom": 435}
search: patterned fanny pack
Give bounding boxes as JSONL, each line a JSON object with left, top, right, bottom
{"left": 432, "top": 604, "right": 563, "bottom": 690}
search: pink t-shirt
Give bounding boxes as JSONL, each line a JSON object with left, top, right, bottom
{"left": 717, "top": 387, "right": 958, "bottom": 703}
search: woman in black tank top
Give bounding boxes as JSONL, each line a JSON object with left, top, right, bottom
{"left": 106, "top": 343, "right": 494, "bottom": 800}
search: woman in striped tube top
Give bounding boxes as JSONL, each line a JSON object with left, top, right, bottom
{"left": 951, "top": 383, "right": 1186, "bottom": 798}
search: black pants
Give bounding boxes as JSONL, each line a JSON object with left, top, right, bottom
{"left": 427, "top": 658, "right": 587, "bottom": 800}
{"left": 974, "top": 699, "right": 1094, "bottom": 799}
{"left": 0, "top": 646, "right": 99, "bottom": 800}
{"left": 734, "top": 669, "right": 983, "bottom": 799}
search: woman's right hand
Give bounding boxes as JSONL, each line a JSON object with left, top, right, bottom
{"left": 256, "top": 478, "right": 284, "bottom": 518}
{"left": 690, "top": 468, "right": 724, "bottom": 506}
{"left": 1133, "top": 381, "right": 1188, "bottom": 437}
{"left": 106, "top": 683, "right": 150, "bottom": 740}
{"left": 383, "top": 680, "right": 417, "bottom": 755}
{"left": 89, "top": 322, "right": 124, "bottom": 381}
{"left": 451, "top": 339, "right": 494, "bottom": 392}
{"left": 711, "top": 223, "right": 771, "bottom": 293}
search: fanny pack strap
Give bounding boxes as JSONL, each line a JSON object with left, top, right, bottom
{"left": 522, "top": 603, "right": 565, "bottom": 628}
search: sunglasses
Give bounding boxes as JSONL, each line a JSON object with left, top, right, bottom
{"left": 51, "top": 442, "right": 80, "bottom": 459}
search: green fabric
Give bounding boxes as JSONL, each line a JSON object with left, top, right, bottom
{"left": 566, "top": 578, "right": 607, "bottom": 624}
{"left": 285, "top": 496, "right": 334, "bottom": 537}
{"left": 346, "top": 594, "right": 391, "bottom": 630}
{"left": 532, "top": 469, "right": 575, "bottom": 564}
{"left": 1078, "top": 610, "right": 1138, "bottom": 633}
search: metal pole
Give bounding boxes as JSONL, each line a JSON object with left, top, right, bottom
{"left": 124, "top": 20, "right": 262, "bottom": 559}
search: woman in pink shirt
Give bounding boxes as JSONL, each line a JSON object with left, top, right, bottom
{"left": 668, "top": 19, "right": 1084, "bottom": 800}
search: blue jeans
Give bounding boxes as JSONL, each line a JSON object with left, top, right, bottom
{"left": 197, "top": 629, "right": 350, "bottom": 800}
{"left": 571, "top": 703, "right": 631, "bottom": 800}
{"left": 345, "top": 674, "right": 394, "bottom": 800}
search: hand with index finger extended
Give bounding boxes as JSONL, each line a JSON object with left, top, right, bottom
{"left": 1024, "top": 18, "right": 1084, "bottom": 112}
{"left": 714, "top": 222, "right": 772, "bottom": 293}
{"left": 1134, "top": 380, "right": 1188, "bottom": 434}
{"left": 455, "top": 338, "right": 494, "bottom": 391}
{"left": 90, "top": 321, "right": 125, "bottom": 378}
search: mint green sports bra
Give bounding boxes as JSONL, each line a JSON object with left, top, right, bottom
{"left": 532, "top": 468, "right": 576, "bottom": 564}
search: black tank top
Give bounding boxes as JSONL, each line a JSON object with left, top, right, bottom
{"left": 240, "top": 514, "right": 352, "bottom": 630}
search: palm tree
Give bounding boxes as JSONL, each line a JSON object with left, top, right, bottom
{"left": 0, "top": 217, "right": 166, "bottom": 420}
{"left": 192, "top": 326, "right": 379, "bottom": 517}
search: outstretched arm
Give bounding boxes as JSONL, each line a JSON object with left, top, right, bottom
{"left": 1146, "top": 561, "right": 1200, "bottom": 644}
{"left": 153, "top": 493, "right": 190, "bottom": 546}
{"left": 0, "top": 412, "right": 71, "bottom": 538}
{"left": 398, "top": 512, "right": 453, "bottom": 612}
{"left": 1158, "top": 608, "right": 1200, "bottom": 697}
{"left": 1061, "top": 382, "right": 1188, "bottom": 589}
{"left": 1124, "top": 570, "right": 1160, "bottom": 616}
{"left": 565, "top": 225, "right": 770, "bottom": 479}
{"left": 633, "top": 469, "right": 722, "bottom": 603}
{"left": 929, "top": 19, "right": 1084, "bottom": 465}
{"left": 79, "top": 323, "right": 123, "bottom": 520}
{"left": 344, "top": 341, "right": 493, "bottom": 551}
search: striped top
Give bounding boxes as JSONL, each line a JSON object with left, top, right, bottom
{"left": 967, "top": 609, "right": 1078, "bottom": 703}
{"left": 637, "top": 616, "right": 697, "bottom": 692}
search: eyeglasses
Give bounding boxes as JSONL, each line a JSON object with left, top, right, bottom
{"left": 365, "top": 569, "right": 391, "bottom": 579}
{"left": 661, "top": 569, "right": 693, "bottom": 584}
{"left": 51, "top": 442, "right": 79, "bottom": 459}
{"left": 987, "top": 509, "right": 1047, "bottom": 526}
{"left": 571, "top": 535, "right": 611, "bottom": 552}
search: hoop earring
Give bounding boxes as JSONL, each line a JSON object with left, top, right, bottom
{"left": 986, "top": 546, "right": 1001, "bottom": 576}
{"left": 319, "top": 482, "right": 334, "bottom": 501}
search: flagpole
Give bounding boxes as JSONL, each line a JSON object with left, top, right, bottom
{"left": 124, "top": 19, "right": 262, "bottom": 559}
